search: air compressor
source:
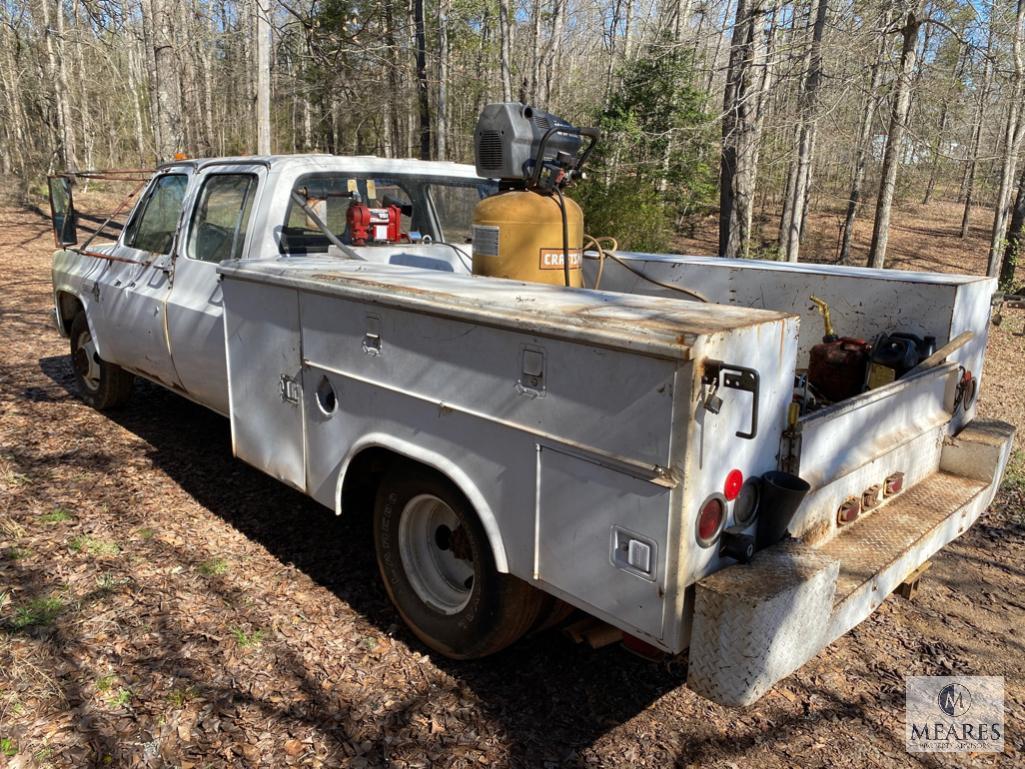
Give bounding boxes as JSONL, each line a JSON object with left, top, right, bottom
{"left": 471, "top": 103, "right": 599, "bottom": 287}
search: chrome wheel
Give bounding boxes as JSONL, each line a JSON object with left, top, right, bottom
{"left": 73, "top": 328, "right": 101, "bottom": 392}
{"left": 397, "top": 493, "right": 475, "bottom": 614}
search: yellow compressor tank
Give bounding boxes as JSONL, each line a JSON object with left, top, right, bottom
{"left": 472, "top": 190, "right": 583, "bottom": 287}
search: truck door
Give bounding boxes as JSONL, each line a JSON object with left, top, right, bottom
{"left": 95, "top": 172, "right": 190, "bottom": 390}
{"left": 167, "top": 170, "right": 262, "bottom": 415}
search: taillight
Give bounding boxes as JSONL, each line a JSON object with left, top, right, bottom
{"left": 724, "top": 469, "right": 743, "bottom": 501}
{"left": 696, "top": 494, "right": 726, "bottom": 547}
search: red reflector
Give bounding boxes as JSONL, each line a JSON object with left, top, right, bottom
{"left": 697, "top": 496, "right": 725, "bottom": 544}
{"left": 884, "top": 472, "right": 904, "bottom": 496}
{"left": 724, "top": 469, "right": 744, "bottom": 501}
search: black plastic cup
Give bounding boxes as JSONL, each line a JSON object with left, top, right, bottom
{"left": 756, "top": 471, "right": 811, "bottom": 549}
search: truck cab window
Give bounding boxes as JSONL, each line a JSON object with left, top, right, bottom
{"left": 187, "top": 174, "right": 258, "bottom": 263}
{"left": 124, "top": 174, "right": 188, "bottom": 255}
{"left": 279, "top": 174, "right": 495, "bottom": 254}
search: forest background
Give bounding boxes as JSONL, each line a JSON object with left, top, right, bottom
{"left": 2, "top": 0, "right": 1025, "bottom": 284}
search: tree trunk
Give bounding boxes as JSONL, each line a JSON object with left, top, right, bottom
{"left": 868, "top": 8, "right": 922, "bottom": 269}
{"left": 146, "top": 0, "right": 184, "bottom": 161}
{"left": 530, "top": 0, "right": 542, "bottom": 101}
{"left": 989, "top": 0, "right": 1025, "bottom": 278}
{"left": 922, "top": 44, "right": 965, "bottom": 205}
{"left": 542, "top": 0, "right": 564, "bottom": 105}
{"left": 0, "top": 11, "right": 29, "bottom": 173}
{"left": 498, "top": 0, "right": 514, "bottom": 101}
{"left": 719, "top": 0, "right": 765, "bottom": 258}
{"left": 961, "top": 16, "right": 995, "bottom": 239}
{"left": 127, "top": 40, "right": 149, "bottom": 162}
{"left": 255, "top": 0, "right": 271, "bottom": 154}
{"left": 42, "top": 0, "right": 78, "bottom": 171}
{"left": 437, "top": 0, "right": 450, "bottom": 159}
{"left": 780, "top": 0, "right": 827, "bottom": 262}
{"left": 414, "top": 0, "right": 431, "bottom": 159}
{"left": 1000, "top": 165, "right": 1025, "bottom": 287}
{"left": 839, "top": 29, "right": 887, "bottom": 265}
{"left": 383, "top": 2, "right": 399, "bottom": 156}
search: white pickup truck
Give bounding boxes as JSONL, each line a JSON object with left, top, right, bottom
{"left": 49, "top": 154, "right": 1013, "bottom": 706}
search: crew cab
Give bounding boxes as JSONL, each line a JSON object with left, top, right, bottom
{"left": 49, "top": 155, "right": 1014, "bottom": 705}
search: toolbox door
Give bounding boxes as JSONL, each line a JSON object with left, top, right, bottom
{"left": 221, "top": 278, "right": 306, "bottom": 491}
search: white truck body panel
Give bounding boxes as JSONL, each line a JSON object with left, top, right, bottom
{"left": 219, "top": 259, "right": 798, "bottom": 651}
{"left": 50, "top": 154, "right": 1014, "bottom": 705}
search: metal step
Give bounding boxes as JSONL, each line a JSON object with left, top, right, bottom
{"left": 819, "top": 471, "right": 987, "bottom": 607}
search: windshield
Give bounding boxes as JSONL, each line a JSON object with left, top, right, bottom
{"left": 280, "top": 173, "right": 496, "bottom": 254}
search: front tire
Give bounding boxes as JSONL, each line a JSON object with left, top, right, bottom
{"left": 374, "top": 465, "right": 544, "bottom": 659}
{"left": 69, "top": 313, "right": 134, "bottom": 410}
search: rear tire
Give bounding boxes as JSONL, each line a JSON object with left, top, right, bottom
{"left": 69, "top": 313, "right": 134, "bottom": 410}
{"left": 373, "top": 464, "right": 544, "bottom": 659}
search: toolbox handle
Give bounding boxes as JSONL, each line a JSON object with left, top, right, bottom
{"left": 702, "top": 361, "right": 760, "bottom": 440}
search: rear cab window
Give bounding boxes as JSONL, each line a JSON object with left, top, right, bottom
{"left": 279, "top": 173, "right": 495, "bottom": 255}
{"left": 186, "top": 174, "right": 259, "bottom": 263}
{"left": 123, "top": 174, "right": 189, "bottom": 254}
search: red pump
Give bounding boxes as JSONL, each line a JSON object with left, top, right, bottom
{"left": 346, "top": 200, "right": 404, "bottom": 246}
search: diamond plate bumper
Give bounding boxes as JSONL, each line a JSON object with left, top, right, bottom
{"left": 687, "top": 420, "right": 1015, "bottom": 706}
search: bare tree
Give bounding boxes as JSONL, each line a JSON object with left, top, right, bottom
{"left": 778, "top": 0, "right": 828, "bottom": 262}
{"left": 256, "top": 0, "right": 272, "bottom": 154}
{"left": 41, "top": 0, "right": 78, "bottom": 170}
{"left": 988, "top": 0, "right": 1025, "bottom": 278}
{"left": 960, "top": 16, "right": 994, "bottom": 240}
{"left": 414, "top": 0, "right": 431, "bottom": 159}
{"left": 868, "top": 4, "right": 924, "bottom": 269}
{"left": 1000, "top": 165, "right": 1025, "bottom": 285}
{"left": 839, "top": 26, "right": 888, "bottom": 264}
{"left": 146, "top": 0, "right": 184, "bottom": 161}
{"left": 498, "top": 0, "right": 514, "bottom": 101}
{"left": 719, "top": 0, "right": 767, "bottom": 258}
{"left": 437, "top": 0, "right": 450, "bottom": 159}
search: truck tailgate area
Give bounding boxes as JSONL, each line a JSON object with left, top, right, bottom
{"left": 687, "top": 420, "right": 1014, "bottom": 706}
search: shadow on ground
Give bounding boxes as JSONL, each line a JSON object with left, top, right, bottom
{"left": 23, "top": 347, "right": 976, "bottom": 766}
{"left": 38, "top": 354, "right": 694, "bottom": 765}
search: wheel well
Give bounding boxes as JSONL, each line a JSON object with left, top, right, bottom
{"left": 339, "top": 446, "right": 399, "bottom": 517}
{"left": 339, "top": 445, "right": 508, "bottom": 572}
{"left": 57, "top": 292, "right": 84, "bottom": 334}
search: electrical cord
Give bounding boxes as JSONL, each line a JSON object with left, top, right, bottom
{"left": 433, "top": 240, "right": 473, "bottom": 271}
{"left": 583, "top": 234, "right": 618, "bottom": 290}
{"left": 583, "top": 234, "right": 710, "bottom": 302}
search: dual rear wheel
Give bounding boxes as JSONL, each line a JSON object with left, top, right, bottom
{"left": 373, "top": 466, "right": 551, "bottom": 658}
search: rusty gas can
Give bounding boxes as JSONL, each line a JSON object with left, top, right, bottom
{"left": 808, "top": 336, "right": 870, "bottom": 403}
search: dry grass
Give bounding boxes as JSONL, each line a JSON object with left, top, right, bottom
{"left": 1, "top": 194, "right": 1023, "bottom": 768}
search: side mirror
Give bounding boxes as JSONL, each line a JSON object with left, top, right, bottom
{"left": 47, "top": 175, "right": 78, "bottom": 247}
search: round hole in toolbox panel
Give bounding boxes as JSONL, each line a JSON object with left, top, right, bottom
{"left": 316, "top": 375, "right": 337, "bottom": 415}
{"left": 733, "top": 478, "right": 760, "bottom": 527}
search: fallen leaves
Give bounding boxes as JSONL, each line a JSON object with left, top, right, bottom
{"left": 0, "top": 199, "right": 1023, "bottom": 768}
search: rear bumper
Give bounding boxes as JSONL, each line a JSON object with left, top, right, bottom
{"left": 686, "top": 420, "right": 1015, "bottom": 706}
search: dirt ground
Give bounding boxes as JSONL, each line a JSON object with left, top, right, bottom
{"left": 676, "top": 199, "right": 997, "bottom": 277}
{"left": 1, "top": 196, "right": 1024, "bottom": 769}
